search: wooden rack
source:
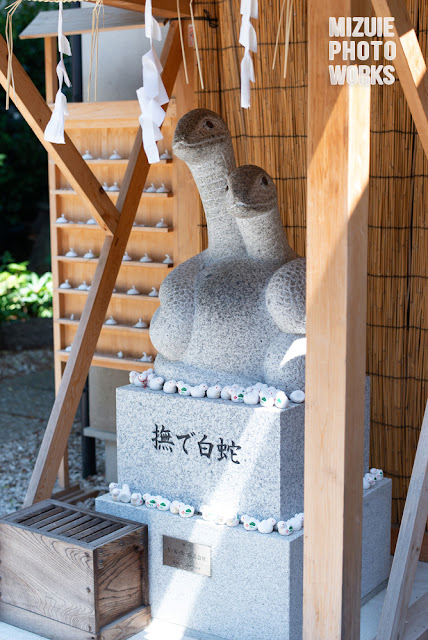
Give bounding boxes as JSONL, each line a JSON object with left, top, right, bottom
{"left": 39, "top": 22, "right": 198, "bottom": 486}
{"left": 48, "top": 95, "right": 198, "bottom": 390}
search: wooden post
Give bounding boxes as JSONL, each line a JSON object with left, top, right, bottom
{"left": 173, "top": 38, "right": 200, "bottom": 263}
{"left": 23, "top": 24, "right": 182, "bottom": 507}
{"left": 303, "top": 1, "right": 371, "bottom": 638}
{"left": 44, "top": 37, "right": 57, "bottom": 103}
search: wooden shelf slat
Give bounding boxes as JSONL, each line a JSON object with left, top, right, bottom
{"left": 55, "top": 287, "right": 160, "bottom": 302}
{"left": 56, "top": 223, "right": 172, "bottom": 232}
{"left": 56, "top": 318, "right": 150, "bottom": 334}
{"left": 134, "top": 191, "right": 173, "bottom": 198}
{"left": 132, "top": 225, "right": 172, "bottom": 232}
{"left": 57, "top": 256, "right": 173, "bottom": 268}
{"left": 85, "top": 158, "right": 129, "bottom": 165}
{"left": 84, "top": 158, "right": 171, "bottom": 165}
{"left": 58, "top": 99, "right": 176, "bottom": 128}
{"left": 62, "top": 100, "right": 141, "bottom": 128}
{"left": 52, "top": 189, "right": 173, "bottom": 198}
{"left": 57, "top": 350, "right": 155, "bottom": 372}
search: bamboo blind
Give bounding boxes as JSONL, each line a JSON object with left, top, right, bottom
{"left": 192, "top": 0, "right": 428, "bottom": 525}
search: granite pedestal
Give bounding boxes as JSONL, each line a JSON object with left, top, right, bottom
{"left": 117, "top": 384, "right": 370, "bottom": 520}
{"left": 106, "top": 380, "right": 388, "bottom": 639}
{"left": 118, "top": 385, "right": 305, "bottom": 519}
{"left": 96, "top": 478, "right": 392, "bottom": 640}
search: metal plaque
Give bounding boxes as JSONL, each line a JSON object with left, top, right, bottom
{"left": 163, "top": 535, "right": 211, "bottom": 576}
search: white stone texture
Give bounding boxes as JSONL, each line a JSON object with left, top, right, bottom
{"left": 226, "top": 164, "right": 297, "bottom": 268}
{"left": 117, "top": 385, "right": 305, "bottom": 519}
{"left": 149, "top": 109, "right": 307, "bottom": 393}
{"left": 116, "top": 383, "right": 372, "bottom": 520}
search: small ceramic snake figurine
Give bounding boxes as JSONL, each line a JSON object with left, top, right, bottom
{"left": 149, "top": 109, "right": 306, "bottom": 393}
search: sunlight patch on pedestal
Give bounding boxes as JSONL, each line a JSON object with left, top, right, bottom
{"left": 206, "top": 412, "right": 272, "bottom": 515}
{"left": 141, "top": 618, "right": 188, "bottom": 640}
{"left": 155, "top": 412, "right": 270, "bottom": 629}
{"left": 280, "top": 337, "right": 307, "bottom": 368}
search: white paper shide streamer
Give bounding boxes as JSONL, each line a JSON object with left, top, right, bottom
{"left": 44, "top": 2, "right": 71, "bottom": 144}
{"left": 138, "top": 0, "right": 169, "bottom": 164}
{"left": 239, "top": 0, "right": 258, "bottom": 109}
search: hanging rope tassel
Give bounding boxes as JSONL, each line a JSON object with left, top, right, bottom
{"left": 44, "top": 74, "right": 69, "bottom": 144}
{"left": 272, "top": 0, "right": 286, "bottom": 70}
{"left": 44, "top": 1, "right": 72, "bottom": 144}
{"left": 189, "top": 0, "right": 204, "bottom": 89}
{"left": 137, "top": 0, "right": 169, "bottom": 164}
{"left": 5, "top": 0, "right": 22, "bottom": 110}
{"left": 283, "top": 0, "right": 293, "bottom": 79}
{"left": 177, "top": 0, "right": 189, "bottom": 84}
{"left": 239, "top": 0, "right": 258, "bottom": 109}
{"left": 87, "top": 0, "right": 103, "bottom": 101}
{"left": 240, "top": 50, "right": 255, "bottom": 109}
{"left": 272, "top": 0, "right": 293, "bottom": 79}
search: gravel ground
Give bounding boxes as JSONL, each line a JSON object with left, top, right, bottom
{"left": 0, "top": 348, "right": 54, "bottom": 382}
{"left": 0, "top": 348, "right": 107, "bottom": 516}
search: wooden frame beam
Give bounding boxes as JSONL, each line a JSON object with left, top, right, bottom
{"left": 375, "top": 401, "right": 428, "bottom": 640}
{"left": 23, "top": 22, "right": 182, "bottom": 507}
{"left": 20, "top": 6, "right": 152, "bottom": 40}
{"left": 85, "top": 0, "right": 191, "bottom": 16}
{"left": 371, "top": 0, "right": 428, "bottom": 158}
{"left": 303, "top": 0, "right": 371, "bottom": 638}
{"left": 0, "top": 36, "right": 119, "bottom": 235}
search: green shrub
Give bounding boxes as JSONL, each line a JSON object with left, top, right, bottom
{"left": 0, "top": 259, "right": 53, "bottom": 322}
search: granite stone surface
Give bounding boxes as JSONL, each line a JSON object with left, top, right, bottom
{"left": 361, "top": 477, "right": 392, "bottom": 597}
{"left": 117, "top": 383, "right": 372, "bottom": 520}
{"left": 96, "top": 478, "right": 392, "bottom": 640}
{"left": 117, "top": 385, "right": 305, "bottom": 520}
{"left": 149, "top": 109, "right": 307, "bottom": 392}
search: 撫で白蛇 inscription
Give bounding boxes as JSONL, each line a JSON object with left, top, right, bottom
{"left": 163, "top": 536, "right": 211, "bottom": 577}
{"left": 152, "top": 424, "right": 241, "bottom": 464}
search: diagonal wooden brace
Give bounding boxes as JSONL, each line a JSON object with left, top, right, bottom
{"left": 23, "top": 22, "right": 182, "bottom": 507}
{"left": 374, "top": 400, "right": 428, "bottom": 640}
{"left": 0, "top": 35, "right": 119, "bottom": 235}
{"left": 371, "top": 0, "right": 428, "bottom": 159}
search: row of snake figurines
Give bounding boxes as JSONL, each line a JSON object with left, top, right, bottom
{"left": 81, "top": 149, "right": 171, "bottom": 161}
{"left": 129, "top": 369, "right": 305, "bottom": 409}
{"left": 64, "top": 315, "right": 148, "bottom": 330}
{"left": 57, "top": 214, "right": 169, "bottom": 228}
{"left": 108, "top": 483, "right": 303, "bottom": 536}
{"left": 59, "top": 280, "right": 159, "bottom": 297}
{"left": 57, "top": 181, "right": 170, "bottom": 193}
{"left": 364, "top": 468, "right": 384, "bottom": 489}
{"left": 61, "top": 248, "right": 172, "bottom": 264}
{"left": 82, "top": 146, "right": 170, "bottom": 192}
{"left": 64, "top": 343, "right": 154, "bottom": 362}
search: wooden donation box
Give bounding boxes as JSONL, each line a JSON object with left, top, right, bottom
{"left": 0, "top": 500, "right": 150, "bottom": 640}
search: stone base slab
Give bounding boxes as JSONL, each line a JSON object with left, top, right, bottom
{"left": 96, "top": 478, "right": 391, "bottom": 640}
